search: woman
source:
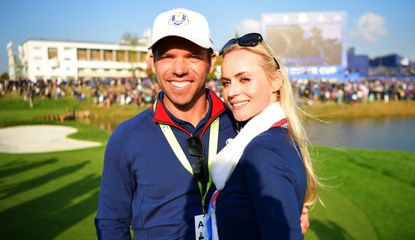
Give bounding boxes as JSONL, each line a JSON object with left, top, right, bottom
{"left": 208, "top": 33, "right": 318, "bottom": 239}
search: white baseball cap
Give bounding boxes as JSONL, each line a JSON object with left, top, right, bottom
{"left": 149, "top": 8, "right": 213, "bottom": 50}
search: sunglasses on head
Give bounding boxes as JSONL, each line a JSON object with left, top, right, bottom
{"left": 187, "top": 136, "right": 209, "bottom": 183}
{"left": 219, "top": 33, "right": 280, "bottom": 69}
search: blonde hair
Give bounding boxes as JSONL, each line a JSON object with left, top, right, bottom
{"left": 222, "top": 43, "right": 319, "bottom": 206}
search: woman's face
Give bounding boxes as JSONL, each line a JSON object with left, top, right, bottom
{"left": 221, "top": 49, "right": 277, "bottom": 122}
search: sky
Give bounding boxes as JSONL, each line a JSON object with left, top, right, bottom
{"left": 1, "top": 0, "right": 415, "bottom": 73}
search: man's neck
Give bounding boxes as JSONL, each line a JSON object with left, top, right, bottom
{"left": 164, "top": 95, "right": 209, "bottom": 127}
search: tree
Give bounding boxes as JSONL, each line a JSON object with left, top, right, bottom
{"left": 121, "top": 32, "right": 141, "bottom": 83}
{"left": 121, "top": 32, "right": 140, "bottom": 46}
{"left": 1, "top": 72, "right": 9, "bottom": 81}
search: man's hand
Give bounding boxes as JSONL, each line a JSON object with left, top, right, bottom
{"left": 300, "top": 207, "right": 310, "bottom": 234}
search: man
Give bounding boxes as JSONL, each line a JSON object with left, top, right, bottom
{"left": 95, "top": 8, "right": 308, "bottom": 240}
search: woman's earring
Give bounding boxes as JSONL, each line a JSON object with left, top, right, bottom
{"left": 273, "top": 90, "right": 281, "bottom": 100}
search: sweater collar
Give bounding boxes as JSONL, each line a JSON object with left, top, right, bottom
{"left": 152, "top": 89, "right": 226, "bottom": 137}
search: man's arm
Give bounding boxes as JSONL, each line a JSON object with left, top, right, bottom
{"left": 300, "top": 207, "right": 310, "bottom": 234}
{"left": 95, "top": 218, "right": 132, "bottom": 240}
{"left": 95, "top": 130, "right": 135, "bottom": 239}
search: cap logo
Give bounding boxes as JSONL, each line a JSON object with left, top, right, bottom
{"left": 169, "top": 12, "right": 189, "bottom": 26}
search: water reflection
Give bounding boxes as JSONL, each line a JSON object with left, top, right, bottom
{"left": 305, "top": 118, "right": 415, "bottom": 152}
{"left": 81, "top": 114, "right": 415, "bottom": 152}
{"left": 77, "top": 117, "right": 118, "bottom": 132}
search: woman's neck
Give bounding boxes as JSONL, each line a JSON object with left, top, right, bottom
{"left": 236, "top": 119, "right": 250, "bottom": 132}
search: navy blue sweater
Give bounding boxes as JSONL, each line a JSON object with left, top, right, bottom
{"left": 215, "top": 127, "right": 306, "bottom": 240}
{"left": 95, "top": 90, "right": 237, "bottom": 239}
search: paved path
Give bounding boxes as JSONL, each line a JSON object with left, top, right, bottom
{"left": 0, "top": 125, "right": 101, "bottom": 154}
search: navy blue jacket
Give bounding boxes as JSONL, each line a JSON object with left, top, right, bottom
{"left": 215, "top": 127, "right": 306, "bottom": 240}
{"left": 95, "top": 90, "right": 237, "bottom": 239}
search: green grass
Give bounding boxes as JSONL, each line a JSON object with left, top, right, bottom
{"left": 305, "top": 147, "right": 415, "bottom": 240}
{"left": 0, "top": 147, "right": 106, "bottom": 239}
{"left": 0, "top": 94, "right": 80, "bottom": 127}
{"left": 0, "top": 95, "right": 414, "bottom": 239}
{"left": 1, "top": 144, "right": 413, "bottom": 239}
{"left": 0, "top": 121, "right": 109, "bottom": 239}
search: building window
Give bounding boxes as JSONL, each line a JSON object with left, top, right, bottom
{"left": 48, "top": 47, "right": 58, "bottom": 59}
{"left": 77, "top": 49, "right": 87, "bottom": 60}
{"left": 104, "top": 50, "right": 113, "bottom": 61}
{"left": 91, "top": 49, "right": 100, "bottom": 61}
{"left": 116, "top": 51, "right": 126, "bottom": 62}
{"left": 129, "top": 51, "right": 138, "bottom": 62}
{"left": 139, "top": 52, "right": 147, "bottom": 62}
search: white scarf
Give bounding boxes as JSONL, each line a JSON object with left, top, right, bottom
{"left": 207, "top": 102, "right": 287, "bottom": 240}
{"left": 211, "top": 102, "right": 287, "bottom": 190}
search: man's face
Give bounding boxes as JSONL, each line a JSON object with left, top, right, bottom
{"left": 150, "top": 37, "right": 216, "bottom": 110}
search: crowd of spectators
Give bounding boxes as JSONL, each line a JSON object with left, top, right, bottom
{"left": 1, "top": 76, "right": 414, "bottom": 107}
{"left": 292, "top": 78, "right": 414, "bottom": 104}
{"left": 207, "top": 77, "right": 415, "bottom": 104}
{"left": 0, "top": 77, "right": 160, "bottom": 107}
{"left": 88, "top": 77, "right": 160, "bottom": 107}
{"left": 0, "top": 78, "right": 85, "bottom": 101}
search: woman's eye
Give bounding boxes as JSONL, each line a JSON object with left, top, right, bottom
{"left": 240, "top": 77, "right": 250, "bottom": 83}
{"left": 220, "top": 81, "right": 230, "bottom": 87}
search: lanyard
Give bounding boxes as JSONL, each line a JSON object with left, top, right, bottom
{"left": 159, "top": 118, "right": 219, "bottom": 213}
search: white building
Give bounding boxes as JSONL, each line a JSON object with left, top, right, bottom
{"left": 11, "top": 38, "right": 150, "bottom": 82}
{"left": 7, "top": 42, "right": 21, "bottom": 80}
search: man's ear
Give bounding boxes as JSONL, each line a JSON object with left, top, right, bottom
{"left": 209, "top": 52, "right": 217, "bottom": 73}
{"left": 148, "top": 52, "right": 156, "bottom": 73}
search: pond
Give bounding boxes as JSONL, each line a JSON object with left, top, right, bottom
{"left": 305, "top": 118, "right": 415, "bottom": 152}
{"left": 83, "top": 113, "right": 415, "bottom": 152}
